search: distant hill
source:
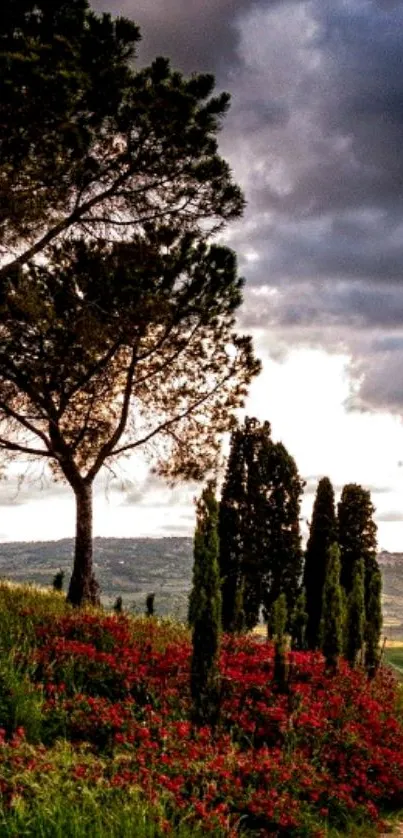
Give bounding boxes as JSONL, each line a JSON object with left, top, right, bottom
{"left": 0, "top": 537, "right": 193, "bottom": 620}
{"left": 377, "top": 551, "right": 403, "bottom": 639}
{"left": 0, "top": 539, "right": 402, "bottom": 635}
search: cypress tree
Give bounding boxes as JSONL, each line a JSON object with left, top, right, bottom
{"left": 253, "top": 432, "right": 304, "bottom": 626}
{"left": 303, "top": 477, "right": 337, "bottom": 649}
{"left": 218, "top": 427, "right": 247, "bottom": 631}
{"left": 272, "top": 593, "right": 288, "bottom": 692}
{"left": 338, "top": 484, "right": 377, "bottom": 596}
{"left": 290, "top": 589, "right": 308, "bottom": 651}
{"left": 219, "top": 417, "right": 303, "bottom": 632}
{"left": 189, "top": 483, "right": 222, "bottom": 726}
{"left": 320, "top": 543, "right": 343, "bottom": 672}
{"left": 345, "top": 558, "right": 365, "bottom": 667}
{"left": 337, "top": 483, "right": 381, "bottom": 672}
{"left": 364, "top": 559, "right": 383, "bottom": 678}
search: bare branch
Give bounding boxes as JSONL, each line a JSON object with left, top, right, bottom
{"left": 0, "top": 437, "right": 54, "bottom": 458}
{"left": 86, "top": 347, "right": 138, "bottom": 481}
{"left": 0, "top": 400, "right": 51, "bottom": 450}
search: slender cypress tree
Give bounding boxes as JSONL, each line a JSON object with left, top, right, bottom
{"left": 272, "top": 593, "right": 288, "bottom": 692}
{"left": 320, "top": 543, "right": 343, "bottom": 672}
{"left": 290, "top": 589, "right": 308, "bottom": 651}
{"left": 338, "top": 484, "right": 377, "bottom": 596}
{"left": 303, "top": 477, "right": 337, "bottom": 649}
{"left": 364, "top": 559, "right": 383, "bottom": 678}
{"left": 189, "top": 483, "right": 222, "bottom": 726}
{"left": 345, "top": 558, "right": 365, "bottom": 667}
{"left": 218, "top": 427, "right": 246, "bottom": 631}
{"left": 337, "top": 483, "right": 381, "bottom": 671}
{"left": 253, "top": 432, "right": 304, "bottom": 626}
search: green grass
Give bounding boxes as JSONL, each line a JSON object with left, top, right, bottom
{"left": 384, "top": 646, "right": 403, "bottom": 679}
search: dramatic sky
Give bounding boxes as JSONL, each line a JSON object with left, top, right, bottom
{"left": 4, "top": 0, "right": 403, "bottom": 548}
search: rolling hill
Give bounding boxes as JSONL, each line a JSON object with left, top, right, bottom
{"left": 0, "top": 538, "right": 401, "bottom": 635}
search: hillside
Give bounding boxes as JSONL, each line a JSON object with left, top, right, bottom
{"left": 0, "top": 539, "right": 402, "bottom": 633}
{"left": 0, "top": 537, "right": 193, "bottom": 619}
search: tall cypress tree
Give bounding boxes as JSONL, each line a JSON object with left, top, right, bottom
{"left": 290, "top": 589, "right": 308, "bottom": 651}
{"left": 337, "top": 483, "right": 381, "bottom": 670}
{"left": 345, "top": 558, "right": 365, "bottom": 667}
{"left": 189, "top": 483, "right": 222, "bottom": 727}
{"left": 218, "top": 427, "right": 246, "bottom": 632}
{"left": 320, "top": 543, "right": 343, "bottom": 673}
{"left": 272, "top": 593, "right": 288, "bottom": 692}
{"left": 219, "top": 417, "right": 304, "bottom": 632}
{"left": 303, "top": 477, "right": 337, "bottom": 649}
{"left": 364, "top": 559, "right": 383, "bottom": 678}
{"left": 338, "top": 484, "right": 377, "bottom": 596}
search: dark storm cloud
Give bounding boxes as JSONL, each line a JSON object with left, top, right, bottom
{"left": 91, "top": 0, "right": 403, "bottom": 414}
{"left": 91, "top": 0, "right": 295, "bottom": 74}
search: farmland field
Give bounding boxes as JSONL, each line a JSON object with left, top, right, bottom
{"left": 385, "top": 645, "right": 403, "bottom": 679}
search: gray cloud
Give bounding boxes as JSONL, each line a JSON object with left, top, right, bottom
{"left": 303, "top": 475, "right": 392, "bottom": 497}
{"left": 122, "top": 472, "right": 199, "bottom": 508}
{"left": 0, "top": 477, "right": 71, "bottom": 507}
{"left": 90, "top": 0, "right": 403, "bottom": 415}
{"left": 376, "top": 510, "right": 403, "bottom": 523}
{"left": 91, "top": 0, "right": 295, "bottom": 74}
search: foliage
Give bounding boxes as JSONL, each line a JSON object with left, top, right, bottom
{"left": 320, "top": 543, "right": 344, "bottom": 672}
{"left": 219, "top": 418, "right": 303, "bottom": 631}
{"left": 345, "top": 559, "right": 365, "bottom": 667}
{"left": 189, "top": 484, "right": 222, "bottom": 726}
{"left": 303, "top": 477, "right": 337, "bottom": 650}
{"left": 0, "top": 0, "right": 260, "bottom": 606}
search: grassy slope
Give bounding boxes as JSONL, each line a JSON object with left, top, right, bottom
{"left": 0, "top": 582, "right": 402, "bottom": 837}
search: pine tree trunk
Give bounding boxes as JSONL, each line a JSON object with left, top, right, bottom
{"left": 67, "top": 482, "right": 100, "bottom": 607}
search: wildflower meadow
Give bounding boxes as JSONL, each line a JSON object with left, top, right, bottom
{"left": 0, "top": 583, "right": 402, "bottom": 837}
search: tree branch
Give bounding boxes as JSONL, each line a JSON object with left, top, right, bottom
{"left": 108, "top": 365, "right": 236, "bottom": 459}
{"left": 0, "top": 400, "right": 52, "bottom": 450}
{"left": 0, "top": 438, "right": 54, "bottom": 457}
{"left": 86, "top": 347, "right": 138, "bottom": 481}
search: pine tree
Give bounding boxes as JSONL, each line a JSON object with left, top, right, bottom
{"left": 345, "top": 558, "right": 365, "bottom": 667}
{"left": 0, "top": 2, "right": 260, "bottom": 606}
{"left": 364, "top": 559, "right": 382, "bottom": 678}
{"left": 303, "top": 477, "right": 337, "bottom": 649}
{"left": 320, "top": 543, "right": 343, "bottom": 672}
{"left": 190, "top": 483, "right": 222, "bottom": 726}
